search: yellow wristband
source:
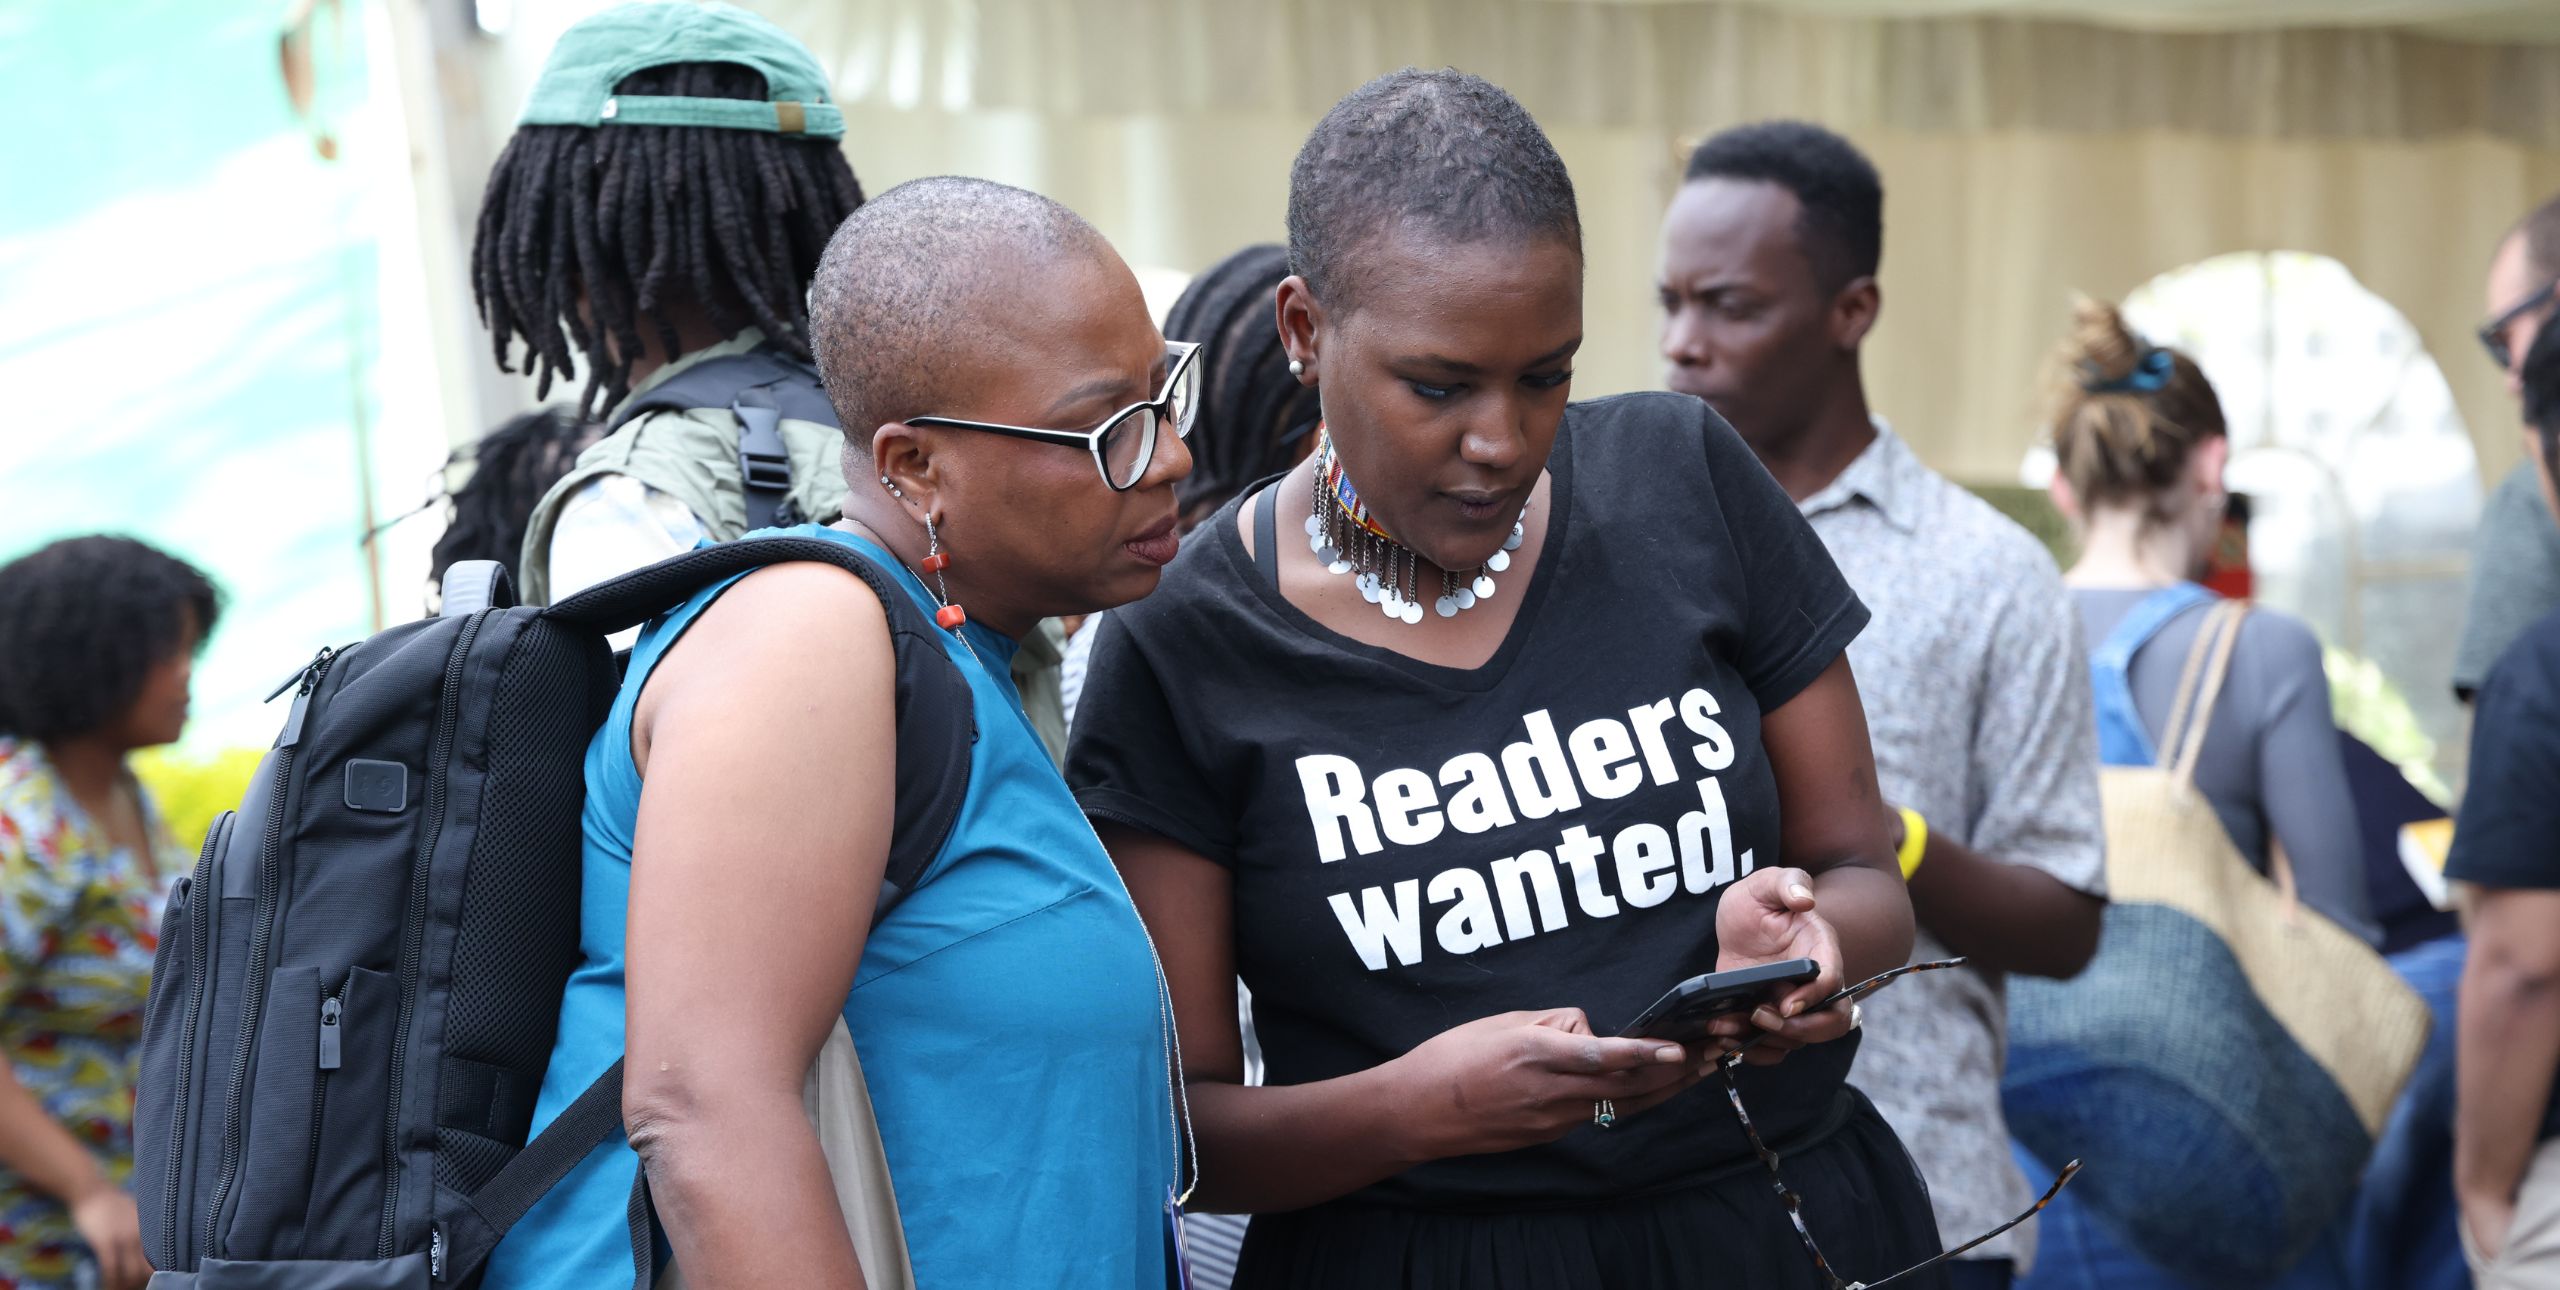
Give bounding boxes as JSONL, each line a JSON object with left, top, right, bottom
{"left": 1895, "top": 806, "right": 1929, "bottom": 880}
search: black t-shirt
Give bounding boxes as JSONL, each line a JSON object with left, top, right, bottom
{"left": 1068, "top": 392, "right": 1872, "bottom": 1207}
{"left": 2445, "top": 605, "right": 2560, "bottom": 1142}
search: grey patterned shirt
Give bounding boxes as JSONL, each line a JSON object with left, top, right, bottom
{"left": 1799, "top": 424, "right": 2106, "bottom": 1264}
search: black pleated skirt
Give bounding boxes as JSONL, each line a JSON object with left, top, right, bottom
{"left": 1229, "top": 1091, "right": 1945, "bottom": 1290}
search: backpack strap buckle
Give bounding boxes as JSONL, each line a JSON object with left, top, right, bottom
{"left": 732, "top": 390, "right": 794, "bottom": 532}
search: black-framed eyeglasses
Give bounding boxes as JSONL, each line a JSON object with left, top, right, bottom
{"left": 1719, "top": 958, "right": 2083, "bottom": 1290}
{"left": 2480, "top": 280, "right": 2558, "bottom": 371}
{"left": 906, "top": 341, "right": 1203, "bottom": 491}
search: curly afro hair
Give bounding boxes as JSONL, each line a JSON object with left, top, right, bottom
{"left": 0, "top": 536, "right": 222, "bottom": 742}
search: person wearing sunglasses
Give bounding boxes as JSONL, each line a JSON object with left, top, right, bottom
{"left": 2452, "top": 320, "right": 2560, "bottom": 1290}
{"left": 483, "top": 177, "right": 1195, "bottom": 1290}
{"left": 1069, "top": 71, "right": 1952, "bottom": 1288}
{"left": 2454, "top": 192, "right": 2560, "bottom": 704}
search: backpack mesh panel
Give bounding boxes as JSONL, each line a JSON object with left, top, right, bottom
{"left": 435, "top": 619, "right": 614, "bottom": 1197}
{"left": 434, "top": 1127, "right": 517, "bottom": 1200}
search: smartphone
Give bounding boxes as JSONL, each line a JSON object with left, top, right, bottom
{"left": 1617, "top": 958, "right": 1823, "bottom": 1043}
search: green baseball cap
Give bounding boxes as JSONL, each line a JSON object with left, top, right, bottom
{"left": 517, "top": 1, "right": 843, "bottom": 139}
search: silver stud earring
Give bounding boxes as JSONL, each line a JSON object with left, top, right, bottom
{"left": 880, "top": 473, "right": 909, "bottom": 501}
{"left": 1288, "top": 359, "right": 1306, "bottom": 378}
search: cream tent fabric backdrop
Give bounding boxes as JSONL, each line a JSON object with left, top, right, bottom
{"left": 463, "top": 0, "right": 2560, "bottom": 485}
{"left": 1748, "top": 0, "right": 2560, "bottom": 41}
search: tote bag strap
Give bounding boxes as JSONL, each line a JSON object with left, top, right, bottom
{"left": 2160, "top": 600, "right": 2251, "bottom": 787}
{"left": 2155, "top": 600, "right": 2229, "bottom": 770}
{"left": 2267, "top": 838, "right": 2305, "bottom": 926}
{"left": 2159, "top": 601, "right": 2313, "bottom": 933}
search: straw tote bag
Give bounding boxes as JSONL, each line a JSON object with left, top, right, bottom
{"left": 2003, "top": 601, "right": 2429, "bottom": 1288}
{"left": 658, "top": 1018, "right": 917, "bottom": 1290}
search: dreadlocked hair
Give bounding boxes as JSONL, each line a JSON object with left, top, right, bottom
{"left": 427, "top": 406, "right": 602, "bottom": 608}
{"left": 1163, "top": 244, "right": 1324, "bottom": 523}
{"left": 471, "top": 61, "right": 865, "bottom": 419}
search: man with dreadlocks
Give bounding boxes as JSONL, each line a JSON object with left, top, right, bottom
{"left": 482, "top": 2, "right": 859, "bottom": 604}
{"left": 475, "top": 1, "right": 1071, "bottom": 760}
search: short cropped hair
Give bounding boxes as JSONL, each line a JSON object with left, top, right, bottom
{"left": 1685, "top": 121, "right": 1883, "bottom": 291}
{"left": 1286, "top": 69, "right": 1581, "bottom": 313}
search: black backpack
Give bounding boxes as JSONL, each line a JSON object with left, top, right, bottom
{"left": 134, "top": 536, "right": 973, "bottom": 1289}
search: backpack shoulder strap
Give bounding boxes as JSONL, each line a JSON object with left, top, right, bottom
{"left": 545, "top": 535, "right": 973, "bottom": 915}
{"left": 606, "top": 346, "right": 840, "bottom": 433}
{"left": 445, "top": 1055, "right": 627, "bottom": 1280}
{"left": 2090, "top": 582, "right": 2215, "bottom": 678}
{"left": 608, "top": 346, "right": 843, "bottom": 533}
{"left": 2087, "top": 582, "right": 2216, "bottom": 768}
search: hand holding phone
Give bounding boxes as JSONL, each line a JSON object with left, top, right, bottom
{"left": 1713, "top": 868, "right": 1853, "bottom": 1065}
{"left": 1618, "top": 958, "right": 1822, "bottom": 1043}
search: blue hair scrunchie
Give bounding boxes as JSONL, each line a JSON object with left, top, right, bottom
{"left": 2083, "top": 346, "right": 2174, "bottom": 394}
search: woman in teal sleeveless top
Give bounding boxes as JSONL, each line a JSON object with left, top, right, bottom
{"left": 485, "top": 179, "right": 1198, "bottom": 1288}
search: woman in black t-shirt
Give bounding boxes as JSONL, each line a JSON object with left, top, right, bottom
{"left": 1068, "top": 71, "right": 1941, "bottom": 1288}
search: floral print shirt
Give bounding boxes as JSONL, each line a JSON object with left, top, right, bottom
{"left": 0, "top": 740, "right": 179, "bottom": 1289}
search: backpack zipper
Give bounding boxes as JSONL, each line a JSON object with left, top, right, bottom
{"left": 203, "top": 645, "right": 334, "bottom": 1259}
{"left": 381, "top": 613, "right": 482, "bottom": 1257}
{"left": 306, "top": 985, "right": 343, "bottom": 1200}
{"left": 157, "top": 812, "right": 227, "bottom": 1271}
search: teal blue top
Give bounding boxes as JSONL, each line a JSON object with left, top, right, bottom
{"left": 484, "top": 524, "right": 1176, "bottom": 1289}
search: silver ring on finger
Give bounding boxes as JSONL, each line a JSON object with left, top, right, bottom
{"left": 1593, "top": 1098, "right": 1617, "bottom": 1129}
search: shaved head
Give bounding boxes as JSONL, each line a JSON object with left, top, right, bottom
{"left": 2521, "top": 190, "right": 2560, "bottom": 284}
{"left": 807, "top": 176, "right": 1183, "bottom": 635}
{"left": 808, "top": 176, "right": 1115, "bottom": 440}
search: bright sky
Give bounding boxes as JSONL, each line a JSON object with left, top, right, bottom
{"left": 0, "top": 0, "right": 412, "bottom": 752}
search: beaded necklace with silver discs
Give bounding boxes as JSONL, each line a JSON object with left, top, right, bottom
{"left": 1305, "top": 427, "right": 1526, "bottom": 625}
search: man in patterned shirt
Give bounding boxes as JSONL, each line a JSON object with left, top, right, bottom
{"left": 1657, "top": 120, "right": 2107, "bottom": 1290}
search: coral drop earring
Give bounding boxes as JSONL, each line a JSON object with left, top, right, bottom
{"left": 921, "top": 515, "right": 965, "bottom": 632}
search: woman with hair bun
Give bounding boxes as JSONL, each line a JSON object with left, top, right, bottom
{"left": 2042, "top": 297, "right": 2375, "bottom": 944}
{"left": 2023, "top": 297, "right": 2377, "bottom": 1290}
